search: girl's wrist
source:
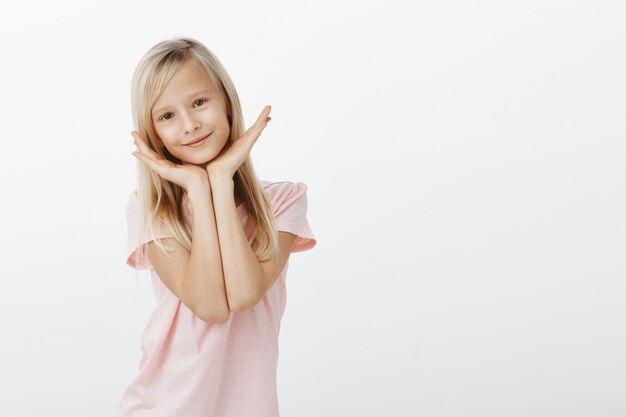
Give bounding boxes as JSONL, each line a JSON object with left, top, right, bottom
{"left": 208, "top": 173, "right": 234, "bottom": 195}
{"left": 207, "top": 169, "right": 233, "bottom": 184}
{"left": 186, "top": 175, "right": 211, "bottom": 195}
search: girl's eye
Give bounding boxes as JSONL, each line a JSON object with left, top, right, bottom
{"left": 159, "top": 98, "right": 208, "bottom": 121}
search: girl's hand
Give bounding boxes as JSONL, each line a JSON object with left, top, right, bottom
{"left": 205, "top": 105, "right": 272, "bottom": 179}
{"left": 131, "top": 131, "right": 209, "bottom": 191}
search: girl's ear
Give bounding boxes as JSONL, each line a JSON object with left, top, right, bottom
{"left": 162, "top": 146, "right": 182, "bottom": 165}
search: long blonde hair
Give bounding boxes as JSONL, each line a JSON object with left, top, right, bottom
{"left": 129, "top": 37, "right": 279, "bottom": 269}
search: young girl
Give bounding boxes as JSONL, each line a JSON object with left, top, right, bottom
{"left": 117, "top": 37, "right": 317, "bottom": 417}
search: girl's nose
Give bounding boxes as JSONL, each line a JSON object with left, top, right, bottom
{"left": 182, "top": 113, "right": 200, "bottom": 133}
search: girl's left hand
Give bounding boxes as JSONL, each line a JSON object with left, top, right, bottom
{"left": 206, "top": 105, "right": 272, "bottom": 179}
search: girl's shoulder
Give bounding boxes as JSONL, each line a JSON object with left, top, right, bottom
{"left": 259, "top": 180, "right": 309, "bottom": 212}
{"left": 260, "top": 179, "right": 307, "bottom": 190}
{"left": 260, "top": 179, "right": 308, "bottom": 199}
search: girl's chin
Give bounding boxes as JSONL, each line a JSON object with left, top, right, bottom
{"left": 181, "top": 159, "right": 209, "bottom": 167}
{"left": 180, "top": 154, "right": 215, "bottom": 167}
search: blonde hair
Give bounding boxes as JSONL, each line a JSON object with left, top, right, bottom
{"left": 129, "top": 37, "right": 280, "bottom": 270}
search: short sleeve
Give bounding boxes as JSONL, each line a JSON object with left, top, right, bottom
{"left": 126, "top": 190, "right": 176, "bottom": 270}
{"left": 269, "top": 181, "right": 318, "bottom": 253}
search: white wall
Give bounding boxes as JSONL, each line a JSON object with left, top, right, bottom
{"left": 0, "top": 0, "right": 624, "bottom": 416}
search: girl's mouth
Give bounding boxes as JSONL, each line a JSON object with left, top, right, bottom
{"left": 185, "top": 132, "right": 211, "bottom": 147}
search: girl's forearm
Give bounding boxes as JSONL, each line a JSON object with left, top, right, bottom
{"left": 185, "top": 180, "right": 231, "bottom": 320}
{"left": 209, "top": 175, "right": 264, "bottom": 312}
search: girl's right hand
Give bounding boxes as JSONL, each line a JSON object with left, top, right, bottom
{"left": 131, "top": 131, "right": 208, "bottom": 191}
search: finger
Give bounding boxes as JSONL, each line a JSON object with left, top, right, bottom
{"left": 132, "top": 150, "right": 170, "bottom": 177}
{"left": 243, "top": 106, "right": 272, "bottom": 141}
{"left": 132, "top": 150, "right": 154, "bottom": 166}
{"left": 132, "top": 131, "right": 154, "bottom": 155}
{"left": 131, "top": 140, "right": 171, "bottom": 173}
{"left": 132, "top": 131, "right": 161, "bottom": 160}
{"left": 255, "top": 105, "right": 271, "bottom": 124}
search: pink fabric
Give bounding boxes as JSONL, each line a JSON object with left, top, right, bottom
{"left": 117, "top": 180, "right": 317, "bottom": 417}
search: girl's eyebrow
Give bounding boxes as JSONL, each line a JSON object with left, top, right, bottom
{"left": 152, "top": 89, "right": 212, "bottom": 115}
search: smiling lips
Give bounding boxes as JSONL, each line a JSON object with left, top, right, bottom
{"left": 185, "top": 133, "right": 211, "bottom": 146}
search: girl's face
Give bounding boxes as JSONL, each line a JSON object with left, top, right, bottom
{"left": 151, "top": 60, "right": 231, "bottom": 166}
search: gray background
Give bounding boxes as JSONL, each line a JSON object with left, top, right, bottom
{"left": 0, "top": 0, "right": 624, "bottom": 416}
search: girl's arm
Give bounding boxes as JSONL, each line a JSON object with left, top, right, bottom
{"left": 209, "top": 174, "right": 295, "bottom": 312}
{"left": 131, "top": 131, "right": 230, "bottom": 323}
{"left": 181, "top": 179, "right": 232, "bottom": 319}
{"left": 202, "top": 106, "right": 293, "bottom": 312}
{"left": 147, "top": 179, "right": 231, "bottom": 322}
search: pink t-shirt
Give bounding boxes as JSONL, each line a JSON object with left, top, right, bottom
{"left": 116, "top": 180, "right": 317, "bottom": 417}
